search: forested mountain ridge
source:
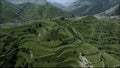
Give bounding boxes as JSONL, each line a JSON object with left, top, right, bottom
{"left": 0, "top": 0, "right": 70, "bottom": 24}
{"left": 18, "top": 2, "right": 70, "bottom": 20}
{"left": 0, "top": 0, "right": 24, "bottom": 24}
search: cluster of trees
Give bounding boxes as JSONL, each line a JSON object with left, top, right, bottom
{"left": 35, "top": 24, "right": 42, "bottom": 28}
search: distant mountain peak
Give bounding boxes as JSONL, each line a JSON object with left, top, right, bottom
{"left": 47, "top": 0, "right": 77, "bottom": 7}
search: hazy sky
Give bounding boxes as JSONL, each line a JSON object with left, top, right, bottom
{"left": 47, "top": 0, "right": 77, "bottom": 6}
{"left": 8, "top": 0, "right": 77, "bottom": 6}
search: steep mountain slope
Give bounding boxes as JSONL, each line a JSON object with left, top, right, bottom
{"left": 66, "top": 0, "right": 120, "bottom": 16}
{"left": 1, "top": 0, "right": 70, "bottom": 24}
{"left": 95, "top": 4, "right": 120, "bottom": 19}
{"left": 0, "top": 16, "right": 120, "bottom": 67}
{"left": 18, "top": 3, "right": 70, "bottom": 20}
{"left": 0, "top": 0, "right": 24, "bottom": 24}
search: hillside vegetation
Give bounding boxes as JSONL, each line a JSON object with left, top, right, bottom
{"left": 18, "top": 3, "right": 70, "bottom": 20}
{"left": 0, "top": 0, "right": 23, "bottom": 23}
{"left": 0, "top": 0, "right": 70, "bottom": 24}
{"left": 0, "top": 16, "right": 120, "bottom": 67}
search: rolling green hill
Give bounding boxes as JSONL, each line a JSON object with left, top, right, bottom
{"left": 18, "top": 3, "right": 70, "bottom": 20}
{"left": 0, "top": 0, "right": 70, "bottom": 24}
{"left": 0, "top": 16, "right": 120, "bottom": 67}
{"left": 0, "top": 0, "right": 23, "bottom": 24}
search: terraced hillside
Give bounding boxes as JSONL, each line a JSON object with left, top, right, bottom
{"left": 0, "top": 16, "right": 120, "bottom": 67}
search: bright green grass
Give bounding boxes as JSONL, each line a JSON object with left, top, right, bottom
{"left": 93, "top": 61, "right": 105, "bottom": 68}
{"left": 86, "top": 53, "right": 100, "bottom": 62}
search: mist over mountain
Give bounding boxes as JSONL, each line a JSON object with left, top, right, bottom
{"left": 47, "top": 0, "right": 77, "bottom": 7}
{"left": 7, "top": 0, "right": 48, "bottom": 5}
{"left": 7, "top": 0, "right": 77, "bottom": 7}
